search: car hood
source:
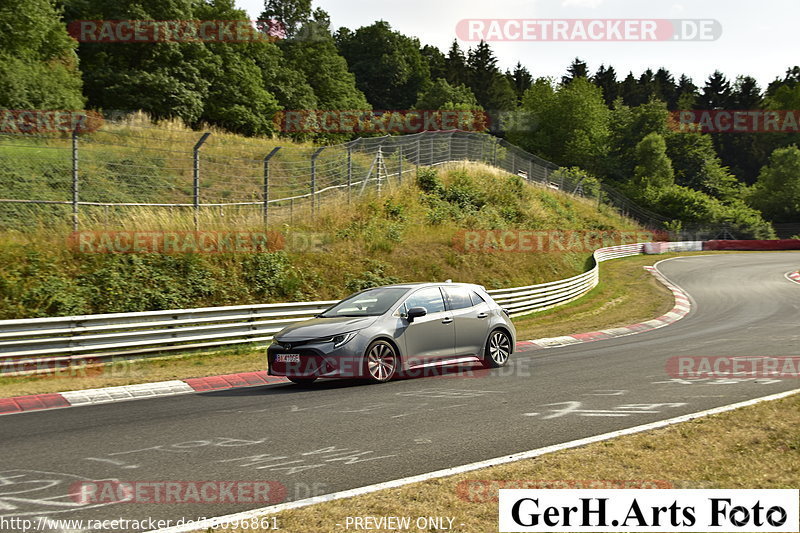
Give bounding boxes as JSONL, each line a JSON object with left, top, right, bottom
{"left": 276, "top": 316, "right": 379, "bottom": 341}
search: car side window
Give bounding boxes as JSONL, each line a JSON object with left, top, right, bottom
{"left": 444, "top": 287, "right": 474, "bottom": 310}
{"left": 469, "top": 290, "right": 487, "bottom": 306}
{"left": 404, "top": 287, "right": 446, "bottom": 314}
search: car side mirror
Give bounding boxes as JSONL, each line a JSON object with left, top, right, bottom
{"left": 406, "top": 306, "right": 427, "bottom": 322}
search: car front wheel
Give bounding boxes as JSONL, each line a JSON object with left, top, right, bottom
{"left": 364, "top": 340, "right": 398, "bottom": 383}
{"left": 484, "top": 329, "right": 511, "bottom": 368}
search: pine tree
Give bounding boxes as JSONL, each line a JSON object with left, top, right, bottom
{"left": 562, "top": 57, "right": 589, "bottom": 85}
{"left": 592, "top": 64, "right": 618, "bottom": 106}
{"left": 445, "top": 40, "right": 468, "bottom": 86}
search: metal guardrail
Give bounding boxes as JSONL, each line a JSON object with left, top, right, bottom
{"left": 0, "top": 242, "right": 703, "bottom": 374}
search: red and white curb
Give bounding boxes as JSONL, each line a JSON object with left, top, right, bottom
{"left": 521, "top": 264, "right": 692, "bottom": 350}
{"left": 786, "top": 271, "right": 800, "bottom": 284}
{"left": 0, "top": 266, "right": 692, "bottom": 417}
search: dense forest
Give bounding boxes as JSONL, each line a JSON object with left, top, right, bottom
{"left": 2, "top": 0, "right": 799, "bottom": 235}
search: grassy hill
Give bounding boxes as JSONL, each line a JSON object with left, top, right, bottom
{"left": 0, "top": 157, "right": 646, "bottom": 319}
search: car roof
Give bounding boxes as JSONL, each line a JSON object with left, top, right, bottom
{"left": 368, "top": 282, "right": 485, "bottom": 291}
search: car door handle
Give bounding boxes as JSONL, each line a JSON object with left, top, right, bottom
{"left": 441, "top": 317, "right": 453, "bottom": 324}
{"left": 477, "top": 312, "right": 488, "bottom": 319}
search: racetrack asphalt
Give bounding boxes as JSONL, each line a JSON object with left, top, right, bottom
{"left": 2, "top": 252, "right": 799, "bottom": 532}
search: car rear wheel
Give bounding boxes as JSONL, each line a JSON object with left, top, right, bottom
{"left": 364, "top": 340, "right": 398, "bottom": 383}
{"left": 287, "top": 376, "right": 317, "bottom": 385}
{"left": 484, "top": 329, "right": 511, "bottom": 368}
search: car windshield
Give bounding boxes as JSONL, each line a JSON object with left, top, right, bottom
{"left": 320, "top": 287, "right": 408, "bottom": 318}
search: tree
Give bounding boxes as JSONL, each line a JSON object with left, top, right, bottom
{"left": 507, "top": 62, "right": 533, "bottom": 104}
{"left": 606, "top": 100, "right": 670, "bottom": 182}
{"left": 509, "top": 77, "right": 609, "bottom": 173}
{"left": 766, "top": 66, "right": 800, "bottom": 97}
{"left": 260, "top": 0, "right": 312, "bottom": 39}
{"left": 618, "top": 72, "right": 641, "bottom": 106}
{"left": 633, "top": 132, "right": 674, "bottom": 189}
{"left": 421, "top": 45, "right": 447, "bottom": 81}
{"left": 72, "top": 0, "right": 214, "bottom": 123}
{"left": 0, "top": 0, "right": 84, "bottom": 109}
{"left": 721, "top": 75, "right": 766, "bottom": 183}
{"left": 749, "top": 145, "right": 800, "bottom": 221}
{"left": 697, "top": 70, "right": 732, "bottom": 110}
{"left": 414, "top": 79, "right": 480, "bottom": 110}
{"left": 279, "top": 16, "right": 369, "bottom": 112}
{"left": 731, "top": 75, "right": 762, "bottom": 108}
{"left": 653, "top": 68, "right": 677, "bottom": 108}
{"left": 465, "top": 41, "right": 497, "bottom": 104}
{"left": 638, "top": 68, "right": 657, "bottom": 103}
{"left": 445, "top": 40, "right": 468, "bottom": 86}
{"left": 592, "top": 64, "right": 618, "bottom": 106}
{"left": 335, "top": 21, "right": 430, "bottom": 109}
{"left": 675, "top": 75, "right": 698, "bottom": 109}
{"left": 561, "top": 57, "right": 589, "bottom": 86}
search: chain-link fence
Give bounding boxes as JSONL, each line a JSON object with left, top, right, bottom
{"left": 0, "top": 123, "right": 668, "bottom": 231}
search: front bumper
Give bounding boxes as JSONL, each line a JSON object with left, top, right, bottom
{"left": 267, "top": 343, "right": 365, "bottom": 378}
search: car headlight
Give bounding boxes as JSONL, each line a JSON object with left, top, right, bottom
{"left": 327, "top": 331, "right": 357, "bottom": 348}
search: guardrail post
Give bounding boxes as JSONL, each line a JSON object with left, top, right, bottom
{"left": 310, "top": 147, "right": 325, "bottom": 216}
{"left": 528, "top": 159, "right": 533, "bottom": 182}
{"left": 193, "top": 132, "right": 211, "bottom": 230}
{"left": 71, "top": 130, "right": 79, "bottom": 232}
{"left": 263, "top": 147, "right": 280, "bottom": 226}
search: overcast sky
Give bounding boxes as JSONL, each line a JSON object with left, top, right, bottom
{"left": 237, "top": 0, "right": 799, "bottom": 89}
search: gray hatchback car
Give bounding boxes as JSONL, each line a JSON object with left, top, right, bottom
{"left": 267, "top": 282, "right": 516, "bottom": 384}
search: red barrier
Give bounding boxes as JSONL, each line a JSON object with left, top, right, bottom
{"left": 703, "top": 239, "right": 800, "bottom": 251}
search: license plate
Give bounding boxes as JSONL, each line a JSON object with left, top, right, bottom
{"left": 276, "top": 354, "right": 300, "bottom": 363}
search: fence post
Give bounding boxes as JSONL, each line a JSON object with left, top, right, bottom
{"left": 429, "top": 136, "right": 435, "bottom": 166}
{"left": 193, "top": 132, "right": 211, "bottom": 230}
{"left": 71, "top": 130, "right": 79, "bottom": 232}
{"left": 347, "top": 144, "right": 353, "bottom": 204}
{"left": 310, "top": 147, "right": 325, "bottom": 216}
{"left": 447, "top": 131, "right": 453, "bottom": 162}
{"left": 263, "top": 147, "right": 281, "bottom": 227}
{"left": 492, "top": 140, "right": 498, "bottom": 167}
{"left": 416, "top": 137, "right": 421, "bottom": 177}
{"left": 398, "top": 145, "right": 403, "bottom": 182}
{"left": 377, "top": 145, "right": 384, "bottom": 196}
